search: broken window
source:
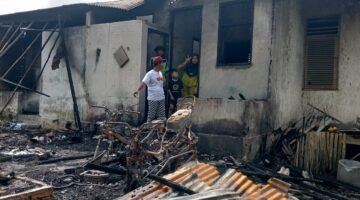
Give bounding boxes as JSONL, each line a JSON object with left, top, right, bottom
{"left": 217, "top": 0, "right": 254, "bottom": 66}
{"left": 304, "top": 17, "right": 340, "bottom": 90}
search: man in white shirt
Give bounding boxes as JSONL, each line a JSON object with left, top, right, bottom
{"left": 133, "top": 56, "right": 166, "bottom": 122}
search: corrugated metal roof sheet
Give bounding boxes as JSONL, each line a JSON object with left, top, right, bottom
{"left": 118, "top": 162, "right": 291, "bottom": 200}
{"left": 90, "top": 0, "right": 145, "bottom": 11}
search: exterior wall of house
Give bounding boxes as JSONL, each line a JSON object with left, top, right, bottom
{"left": 0, "top": 92, "right": 20, "bottom": 117}
{"left": 156, "top": 0, "right": 273, "bottom": 100}
{"left": 301, "top": 1, "right": 360, "bottom": 123}
{"left": 191, "top": 99, "right": 269, "bottom": 160}
{"left": 40, "top": 20, "right": 147, "bottom": 127}
{"left": 269, "top": 0, "right": 304, "bottom": 128}
{"left": 270, "top": 0, "right": 360, "bottom": 126}
{"left": 153, "top": 0, "right": 274, "bottom": 160}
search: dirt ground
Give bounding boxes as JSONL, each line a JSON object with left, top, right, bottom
{"left": 0, "top": 129, "right": 126, "bottom": 200}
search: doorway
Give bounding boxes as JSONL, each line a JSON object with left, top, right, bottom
{"left": 170, "top": 7, "right": 202, "bottom": 94}
{"left": 143, "top": 27, "right": 170, "bottom": 121}
{"left": 147, "top": 29, "right": 170, "bottom": 71}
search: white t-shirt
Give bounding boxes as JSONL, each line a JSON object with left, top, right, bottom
{"left": 142, "top": 70, "right": 165, "bottom": 101}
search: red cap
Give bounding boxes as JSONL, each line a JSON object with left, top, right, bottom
{"left": 152, "top": 56, "right": 166, "bottom": 66}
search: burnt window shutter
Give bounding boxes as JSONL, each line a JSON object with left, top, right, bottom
{"left": 304, "top": 17, "right": 339, "bottom": 90}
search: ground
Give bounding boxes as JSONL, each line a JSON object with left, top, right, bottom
{"left": 0, "top": 127, "right": 359, "bottom": 200}
{"left": 0, "top": 129, "right": 126, "bottom": 200}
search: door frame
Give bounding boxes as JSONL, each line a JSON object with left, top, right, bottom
{"left": 169, "top": 6, "right": 203, "bottom": 96}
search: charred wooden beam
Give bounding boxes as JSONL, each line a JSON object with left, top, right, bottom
{"left": 0, "top": 22, "right": 33, "bottom": 58}
{"left": 0, "top": 24, "right": 59, "bottom": 32}
{"left": 238, "top": 169, "right": 323, "bottom": 183}
{"left": 0, "top": 23, "right": 14, "bottom": 48}
{"left": 0, "top": 77, "right": 50, "bottom": 97}
{"left": 85, "top": 163, "right": 196, "bottom": 195}
{"left": 38, "top": 154, "right": 94, "bottom": 165}
{"left": 0, "top": 23, "right": 23, "bottom": 54}
{"left": 60, "top": 25, "right": 82, "bottom": 130}
{"left": 308, "top": 103, "right": 346, "bottom": 125}
{"left": 0, "top": 23, "right": 53, "bottom": 114}
{"left": 297, "top": 182, "right": 348, "bottom": 200}
{"left": 2, "top": 24, "right": 56, "bottom": 79}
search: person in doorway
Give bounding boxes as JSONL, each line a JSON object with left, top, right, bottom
{"left": 178, "top": 54, "right": 200, "bottom": 97}
{"left": 133, "top": 56, "right": 166, "bottom": 122}
{"left": 168, "top": 69, "right": 183, "bottom": 116}
{"left": 148, "top": 45, "right": 169, "bottom": 85}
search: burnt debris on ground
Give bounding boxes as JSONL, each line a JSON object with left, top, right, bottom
{"left": 0, "top": 101, "right": 360, "bottom": 199}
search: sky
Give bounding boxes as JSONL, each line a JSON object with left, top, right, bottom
{"left": 0, "top": 0, "right": 113, "bottom": 15}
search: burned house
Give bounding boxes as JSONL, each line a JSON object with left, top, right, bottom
{"left": 0, "top": 0, "right": 359, "bottom": 162}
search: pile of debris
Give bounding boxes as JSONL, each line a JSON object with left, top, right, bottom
{"left": 0, "top": 99, "right": 359, "bottom": 199}
{"left": 119, "top": 162, "right": 291, "bottom": 200}
{"left": 0, "top": 174, "right": 53, "bottom": 200}
{"left": 267, "top": 103, "right": 360, "bottom": 174}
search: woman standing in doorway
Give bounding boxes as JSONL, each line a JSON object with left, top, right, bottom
{"left": 178, "top": 54, "right": 200, "bottom": 97}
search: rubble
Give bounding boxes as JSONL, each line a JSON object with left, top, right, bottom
{"left": 266, "top": 103, "right": 360, "bottom": 174}
{"left": 0, "top": 101, "right": 359, "bottom": 199}
{"left": 118, "top": 162, "right": 290, "bottom": 200}
{"left": 0, "top": 176, "right": 53, "bottom": 200}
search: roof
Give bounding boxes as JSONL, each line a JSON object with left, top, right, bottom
{"left": 90, "top": 0, "right": 145, "bottom": 11}
{"left": 0, "top": 0, "right": 146, "bottom": 24}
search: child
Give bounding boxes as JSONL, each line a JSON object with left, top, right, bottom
{"left": 168, "top": 69, "right": 183, "bottom": 116}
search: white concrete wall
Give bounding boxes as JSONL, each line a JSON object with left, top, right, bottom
{"left": 302, "top": 1, "right": 360, "bottom": 123}
{"left": 191, "top": 98, "right": 269, "bottom": 160}
{"left": 159, "top": 0, "right": 273, "bottom": 100}
{"left": 40, "top": 28, "right": 87, "bottom": 124}
{"left": 270, "top": 0, "right": 360, "bottom": 126}
{"left": 0, "top": 92, "right": 21, "bottom": 117}
{"left": 269, "top": 0, "right": 304, "bottom": 128}
{"left": 84, "top": 20, "right": 147, "bottom": 121}
{"left": 40, "top": 20, "right": 147, "bottom": 126}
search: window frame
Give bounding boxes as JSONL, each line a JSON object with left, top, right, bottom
{"left": 216, "top": 0, "right": 255, "bottom": 67}
{"left": 303, "top": 16, "right": 340, "bottom": 91}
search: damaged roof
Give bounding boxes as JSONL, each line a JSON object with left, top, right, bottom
{"left": 0, "top": 0, "right": 159, "bottom": 26}
{"left": 90, "top": 0, "right": 145, "bottom": 10}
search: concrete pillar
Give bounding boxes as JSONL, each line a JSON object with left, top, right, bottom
{"left": 86, "top": 11, "right": 94, "bottom": 27}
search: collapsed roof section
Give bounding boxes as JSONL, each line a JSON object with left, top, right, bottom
{"left": 90, "top": 0, "right": 145, "bottom": 10}
{"left": 0, "top": 0, "right": 164, "bottom": 28}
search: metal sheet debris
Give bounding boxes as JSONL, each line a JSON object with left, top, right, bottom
{"left": 118, "top": 162, "right": 289, "bottom": 200}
